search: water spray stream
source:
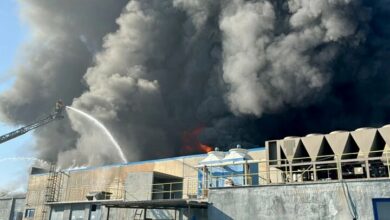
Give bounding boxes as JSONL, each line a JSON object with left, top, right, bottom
{"left": 66, "top": 106, "right": 128, "bottom": 163}
{"left": 0, "top": 157, "right": 50, "bottom": 168}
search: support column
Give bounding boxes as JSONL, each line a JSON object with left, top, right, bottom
{"left": 336, "top": 156, "right": 343, "bottom": 180}
{"left": 244, "top": 162, "right": 248, "bottom": 185}
{"left": 143, "top": 208, "right": 147, "bottom": 220}
{"left": 8, "top": 198, "right": 15, "bottom": 220}
{"left": 266, "top": 161, "right": 271, "bottom": 184}
{"left": 106, "top": 207, "right": 110, "bottom": 220}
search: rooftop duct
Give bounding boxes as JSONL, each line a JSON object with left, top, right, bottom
{"left": 329, "top": 130, "right": 348, "bottom": 134}
{"left": 351, "top": 128, "right": 376, "bottom": 157}
{"left": 86, "top": 191, "right": 112, "bottom": 201}
{"left": 301, "top": 135, "right": 324, "bottom": 161}
{"left": 281, "top": 138, "right": 301, "bottom": 162}
{"left": 267, "top": 125, "right": 390, "bottom": 163}
{"left": 325, "top": 131, "right": 349, "bottom": 157}
{"left": 379, "top": 126, "right": 390, "bottom": 146}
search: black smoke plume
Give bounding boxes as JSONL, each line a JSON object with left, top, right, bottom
{"left": 0, "top": 0, "right": 389, "bottom": 167}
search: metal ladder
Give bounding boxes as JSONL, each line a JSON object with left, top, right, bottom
{"left": 43, "top": 164, "right": 65, "bottom": 220}
{"left": 45, "top": 164, "right": 58, "bottom": 202}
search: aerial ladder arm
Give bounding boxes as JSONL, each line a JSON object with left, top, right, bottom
{"left": 0, "top": 100, "right": 65, "bottom": 144}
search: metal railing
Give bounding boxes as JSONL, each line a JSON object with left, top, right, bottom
{"left": 124, "top": 177, "right": 201, "bottom": 201}
{"left": 204, "top": 149, "right": 390, "bottom": 187}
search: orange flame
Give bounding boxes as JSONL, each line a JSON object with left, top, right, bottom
{"left": 200, "top": 144, "right": 213, "bottom": 153}
{"left": 181, "top": 126, "right": 212, "bottom": 154}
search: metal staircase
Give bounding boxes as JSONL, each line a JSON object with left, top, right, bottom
{"left": 134, "top": 209, "right": 144, "bottom": 220}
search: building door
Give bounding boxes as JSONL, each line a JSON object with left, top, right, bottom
{"left": 71, "top": 204, "right": 86, "bottom": 220}
{"left": 89, "top": 205, "right": 101, "bottom": 220}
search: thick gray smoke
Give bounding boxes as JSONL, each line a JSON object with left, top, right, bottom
{"left": 0, "top": 0, "right": 389, "bottom": 167}
{"left": 0, "top": 0, "right": 128, "bottom": 164}
{"left": 221, "top": 0, "right": 368, "bottom": 115}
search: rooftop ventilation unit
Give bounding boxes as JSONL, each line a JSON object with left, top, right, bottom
{"left": 86, "top": 191, "right": 112, "bottom": 201}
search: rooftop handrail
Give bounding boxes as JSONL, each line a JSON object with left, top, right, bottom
{"left": 266, "top": 149, "right": 390, "bottom": 163}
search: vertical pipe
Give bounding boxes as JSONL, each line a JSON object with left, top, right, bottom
{"left": 266, "top": 161, "right": 271, "bottom": 184}
{"left": 201, "top": 166, "right": 205, "bottom": 197}
{"left": 336, "top": 155, "right": 343, "bottom": 180}
{"left": 143, "top": 208, "right": 147, "bottom": 220}
{"left": 244, "top": 161, "right": 248, "bottom": 186}
{"left": 365, "top": 159, "right": 370, "bottom": 179}
{"left": 202, "top": 166, "right": 207, "bottom": 198}
{"left": 387, "top": 150, "right": 390, "bottom": 179}
{"left": 170, "top": 183, "right": 172, "bottom": 199}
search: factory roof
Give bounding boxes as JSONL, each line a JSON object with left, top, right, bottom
{"left": 0, "top": 195, "right": 26, "bottom": 200}
{"left": 32, "top": 147, "right": 264, "bottom": 175}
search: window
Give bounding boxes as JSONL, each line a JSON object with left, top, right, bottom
{"left": 25, "top": 209, "right": 35, "bottom": 218}
{"left": 50, "top": 206, "right": 65, "bottom": 220}
{"left": 373, "top": 198, "right": 390, "bottom": 220}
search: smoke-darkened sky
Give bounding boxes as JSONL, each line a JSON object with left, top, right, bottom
{"left": 0, "top": 0, "right": 389, "bottom": 167}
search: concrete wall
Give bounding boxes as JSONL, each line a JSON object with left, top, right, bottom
{"left": 47, "top": 203, "right": 204, "bottom": 220}
{"left": 24, "top": 174, "right": 48, "bottom": 220}
{"left": 107, "top": 207, "right": 178, "bottom": 220}
{"left": 125, "top": 172, "right": 154, "bottom": 200}
{"left": 12, "top": 199, "right": 25, "bottom": 220}
{"left": 0, "top": 199, "right": 13, "bottom": 220}
{"left": 107, "top": 207, "right": 207, "bottom": 220}
{"left": 208, "top": 179, "right": 390, "bottom": 220}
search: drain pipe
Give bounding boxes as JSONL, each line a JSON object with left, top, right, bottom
{"left": 341, "top": 180, "right": 358, "bottom": 220}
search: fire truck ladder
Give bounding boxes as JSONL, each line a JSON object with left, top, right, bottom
{"left": 0, "top": 100, "right": 64, "bottom": 145}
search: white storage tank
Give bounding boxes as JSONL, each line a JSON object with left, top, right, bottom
{"left": 199, "top": 148, "right": 225, "bottom": 165}
{"left": 222, "top": 145, "right": 253, "bottom": 161}
{"left": 220, "top": 145, "right": 258, "bottom": 186}
{"left": 197, "top": 148, "right": 225, "bottom": 198}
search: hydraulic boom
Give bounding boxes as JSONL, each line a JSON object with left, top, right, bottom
{"left": 0, "top": 100, "right": 65, "bottom": 144}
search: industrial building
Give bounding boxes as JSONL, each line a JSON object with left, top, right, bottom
{"left": 20, "top": 125, "right": 390, "bottom": 220}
